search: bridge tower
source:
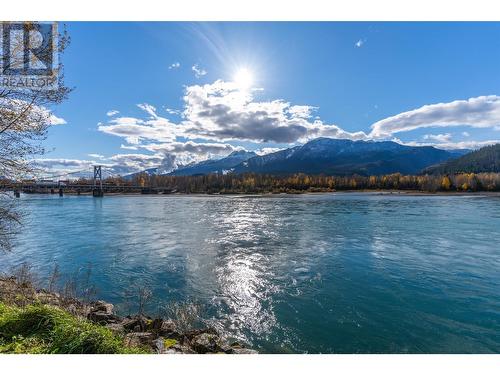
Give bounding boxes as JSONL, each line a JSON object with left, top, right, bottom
{"left": 92, "top": 165, "right": 104, "bottom": 197}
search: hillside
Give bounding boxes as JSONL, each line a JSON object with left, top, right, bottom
{"left": 168, "top": 150, "right": 256, "bottom": 176}
{"left": 125, "top": 150, "right": 256, "bottom": 179}
{"left": 233, "top": 138, "right": 459, "bottom": 176}
{"left": 424, "top": 144, "right": 500, "bottom": 174}
{"left": 125, "top": 138, "right": 465, "bottom": 178}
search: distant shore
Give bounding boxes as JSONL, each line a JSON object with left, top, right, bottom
{"left": 14, "top": 189, "right": 500, "bottom": 197}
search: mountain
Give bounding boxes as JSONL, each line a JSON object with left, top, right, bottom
{"left": 167, "top": 150, "right": 257, "bottom": 176}
{"left": 423, "top": 144, "right": 500, "bottom": 174}
{"left": 123, "top": 167, "right": 162, "bottom": 181}
{"left": 232, "top": 138, "right": 461, "bottom": 176}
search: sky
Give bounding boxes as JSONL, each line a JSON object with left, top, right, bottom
{"left": 38, "top": 22, "right": 500, "bottom": 177}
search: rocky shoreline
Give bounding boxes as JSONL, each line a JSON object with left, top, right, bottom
{"left": 0, "top": 276, "right": 256, "bottom": 354}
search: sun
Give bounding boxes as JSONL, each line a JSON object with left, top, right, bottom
{"left": 233, "top": 68, "right": 253, "bottom": 89}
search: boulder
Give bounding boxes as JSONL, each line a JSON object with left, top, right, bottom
{"left": 106, "top": 323, "right": 125, "bottom": 333}
{"left": 183, "top": 327, "right": 218, "bottom": 340}
{"left": 220, "top": 341, "right": 258, "bottom": 354}
{"left": 190, "top": 333, "right": 221, "bottom": 354}
{"left": 87, "top": 310, "right": 122, "bottom": 325}
{"left": 159, "top": 319, "right": 177, "bottom": 335}
{"left": 124, "top": 332, "right": 156, "bottom": 348}
{"left": 230, "top": 347, "right": 258, "bottom": 354}
{"left": 91, "top": 300, "right": 114, "bottom": 314}
{"left": 149, "top": 318, "right": 163, "bottom": 331}
{"left": 167, "top": 343, "right": 197, "bottom": 354}
{"left": 153, "top": 338, "right": 164, "bottom": 353}
{"left": 153, "top": 337, "right": 197, "bottom": 354}
{"left": 122, "top": 315, "right": 149, "bottom": 332}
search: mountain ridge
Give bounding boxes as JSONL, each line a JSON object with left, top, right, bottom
{"left": 423, "top": 144, "right": 500, "bottom": 174}
{"left": 167, "top": 150, "right": 257, "bottom": 176}
{"left": 126, "top": 138, "right": 472, "bottom": 178}
{"left": 233, "top": 138, "right": 463, "bottom": 176}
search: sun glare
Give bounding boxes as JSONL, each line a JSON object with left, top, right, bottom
{"left": 233, "top": 68, "right": 253, "bottom": 89}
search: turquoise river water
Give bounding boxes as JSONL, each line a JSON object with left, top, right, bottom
{"left": 1, "top": 193, "right": 499, "bottom": 353}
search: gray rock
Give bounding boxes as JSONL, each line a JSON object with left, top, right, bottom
{"left": 191, "top": 333, "right": 221, "bottom": 354}
{"left": 106, "top": 323, "right": 125, "bottom": 333}
{"left": 150, "top": 318, "right": 163, "bottom": 331}
{"left": 170, "top": 343, "right": 197, "bottom": 354}
{"left": 159, "top": 319, "right": 177, "bottom": 334}
{"left": 123, "top": 315, "right": 149, "bottom": 332}
{"left": 92, "top": 300, "right": 114, "bottom": 314}
{"left": 154, "top": 338, "right": 164, "bottom": 353}
{"left": 220, "top": 342, "right": 258, "bottom": 354}
{"left": 124, "top": 332, "right": 156, "bottom": 348}
{"left": 230, "top": 348, "right": 258, "bottom": 354}
{"left": 88, "top": 310, "right": 122, "bottom": 324}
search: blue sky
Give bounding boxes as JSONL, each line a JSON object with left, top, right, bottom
{"left": 40, "top": 22, "right": 500, "bottom": 176}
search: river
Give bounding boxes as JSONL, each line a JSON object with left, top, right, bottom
{"left": 2, "top": 193, "right": 499, "bottom": 353}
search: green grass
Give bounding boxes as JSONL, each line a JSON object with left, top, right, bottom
{"left": 163, "top": 338, "right": 178, "bottom": 349}
{"left": 0, "top": 302, "right": 149, "bottom": 354}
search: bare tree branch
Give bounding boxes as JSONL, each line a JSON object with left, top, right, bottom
{"left": 0, "top": 22, "right": 71, "bottom": 251}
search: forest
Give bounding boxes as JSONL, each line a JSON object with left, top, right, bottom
{"left": 96, "top": 172, "right": 500, "bottom": 194}
{"left": 423, "top": 144, "right": 500, "bottom": 174}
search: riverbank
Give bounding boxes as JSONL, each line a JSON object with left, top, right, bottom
{"left": 0, "top": 277, "right": 256, "bottom": 354}
{"left": 12, "top": 189, "right": 500, "bottom": 197}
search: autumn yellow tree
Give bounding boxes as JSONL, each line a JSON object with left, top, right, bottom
{"left": 441, "top": 176, "right": 452, "bottom": 191}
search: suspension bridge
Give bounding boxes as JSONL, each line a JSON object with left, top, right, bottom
{"left": 1, "top": 166, "right": 177, "bottom": 197}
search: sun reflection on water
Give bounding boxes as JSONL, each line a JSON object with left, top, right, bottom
{"left": 209, "top": 198, "right": 281, "bottom": 339}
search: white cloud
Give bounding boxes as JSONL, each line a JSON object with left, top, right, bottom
{"left": 141, "top": 140, "right": 240, "bottom": 155}
{"left": 106, "top": 153, "right": 164, "bottom": 175}
{"left": 137, "top": 103, "right": 158, "bottom": 119}
{"left": 393, "top": 138, "right": 500, "bottom": 150}
{"left": 106, "top": 110, "right": 119, "bottom": 117}
{"left": 462, "top": 131, "right": 470, "bottom": 137}
{"left": 165, "top": 107, "right": 180, "bottom": 115}
{"left": 355, "top": 39, "right": 365, "bottom": 48}
{"left": 97, "top": 79, "right": 367, "bottom": 150}
{"left": 88, "top": 153, "right": 105, "bottom": 159}
{"left": 423, "top": 133, "right": 452, "bottom": 142}
{"left": 192, "top": 64, "right": 207, "bottom": 78}
{"left": 109, "top": 153, "right": 162, "bottom": 165}
{"left": 181, "top": 80, "right": 367, "bottom": 143}
{"left": 288, "top": 105, "right": 316, "bottom": 119}
{"left": 370, "top": 95, "right": 500, "bottom": 138}
{"left": 255, "top": 147, "right": 285, "bottom": 156}
{"left": 35, "top": 153, "right": 174, "bottom": 178}
{"left": 98, "top": 104, "right": 180, "bottom": 144}
{"left": 32, "top": 158, "right": 95, "bottom": 179}
{"left": 140, "top": 141, "right": 243, "bottom": 165}
{"left": 34, "top": 158, "right": 93, "bottom": 169}
{"left": 120, "top": 144, "right": 138, "bottom": 150}
{"left": 105, "top": 152, "right": 196, "bottom": 175}
{"left": 169, "top": 62, "right": 181, "bottom": 70}
{"left": 49, "top": 114, "right": 67, "bottom": 125}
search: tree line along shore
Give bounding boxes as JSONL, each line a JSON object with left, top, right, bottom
{"left": 9, "top": 172, "right": 500, "bottom": 195}
{"left": 119, "top": 171, "right": 500, "bottom": 193}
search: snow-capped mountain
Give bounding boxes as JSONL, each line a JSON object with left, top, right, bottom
{"left": 168, "top": 150, "right": 257, "bottom": 176}
{"left": 125, "top": 138, "right": 469, "bottom": 179}
{"left": 232, "top": 138, "right": 466, "bottom": 176}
